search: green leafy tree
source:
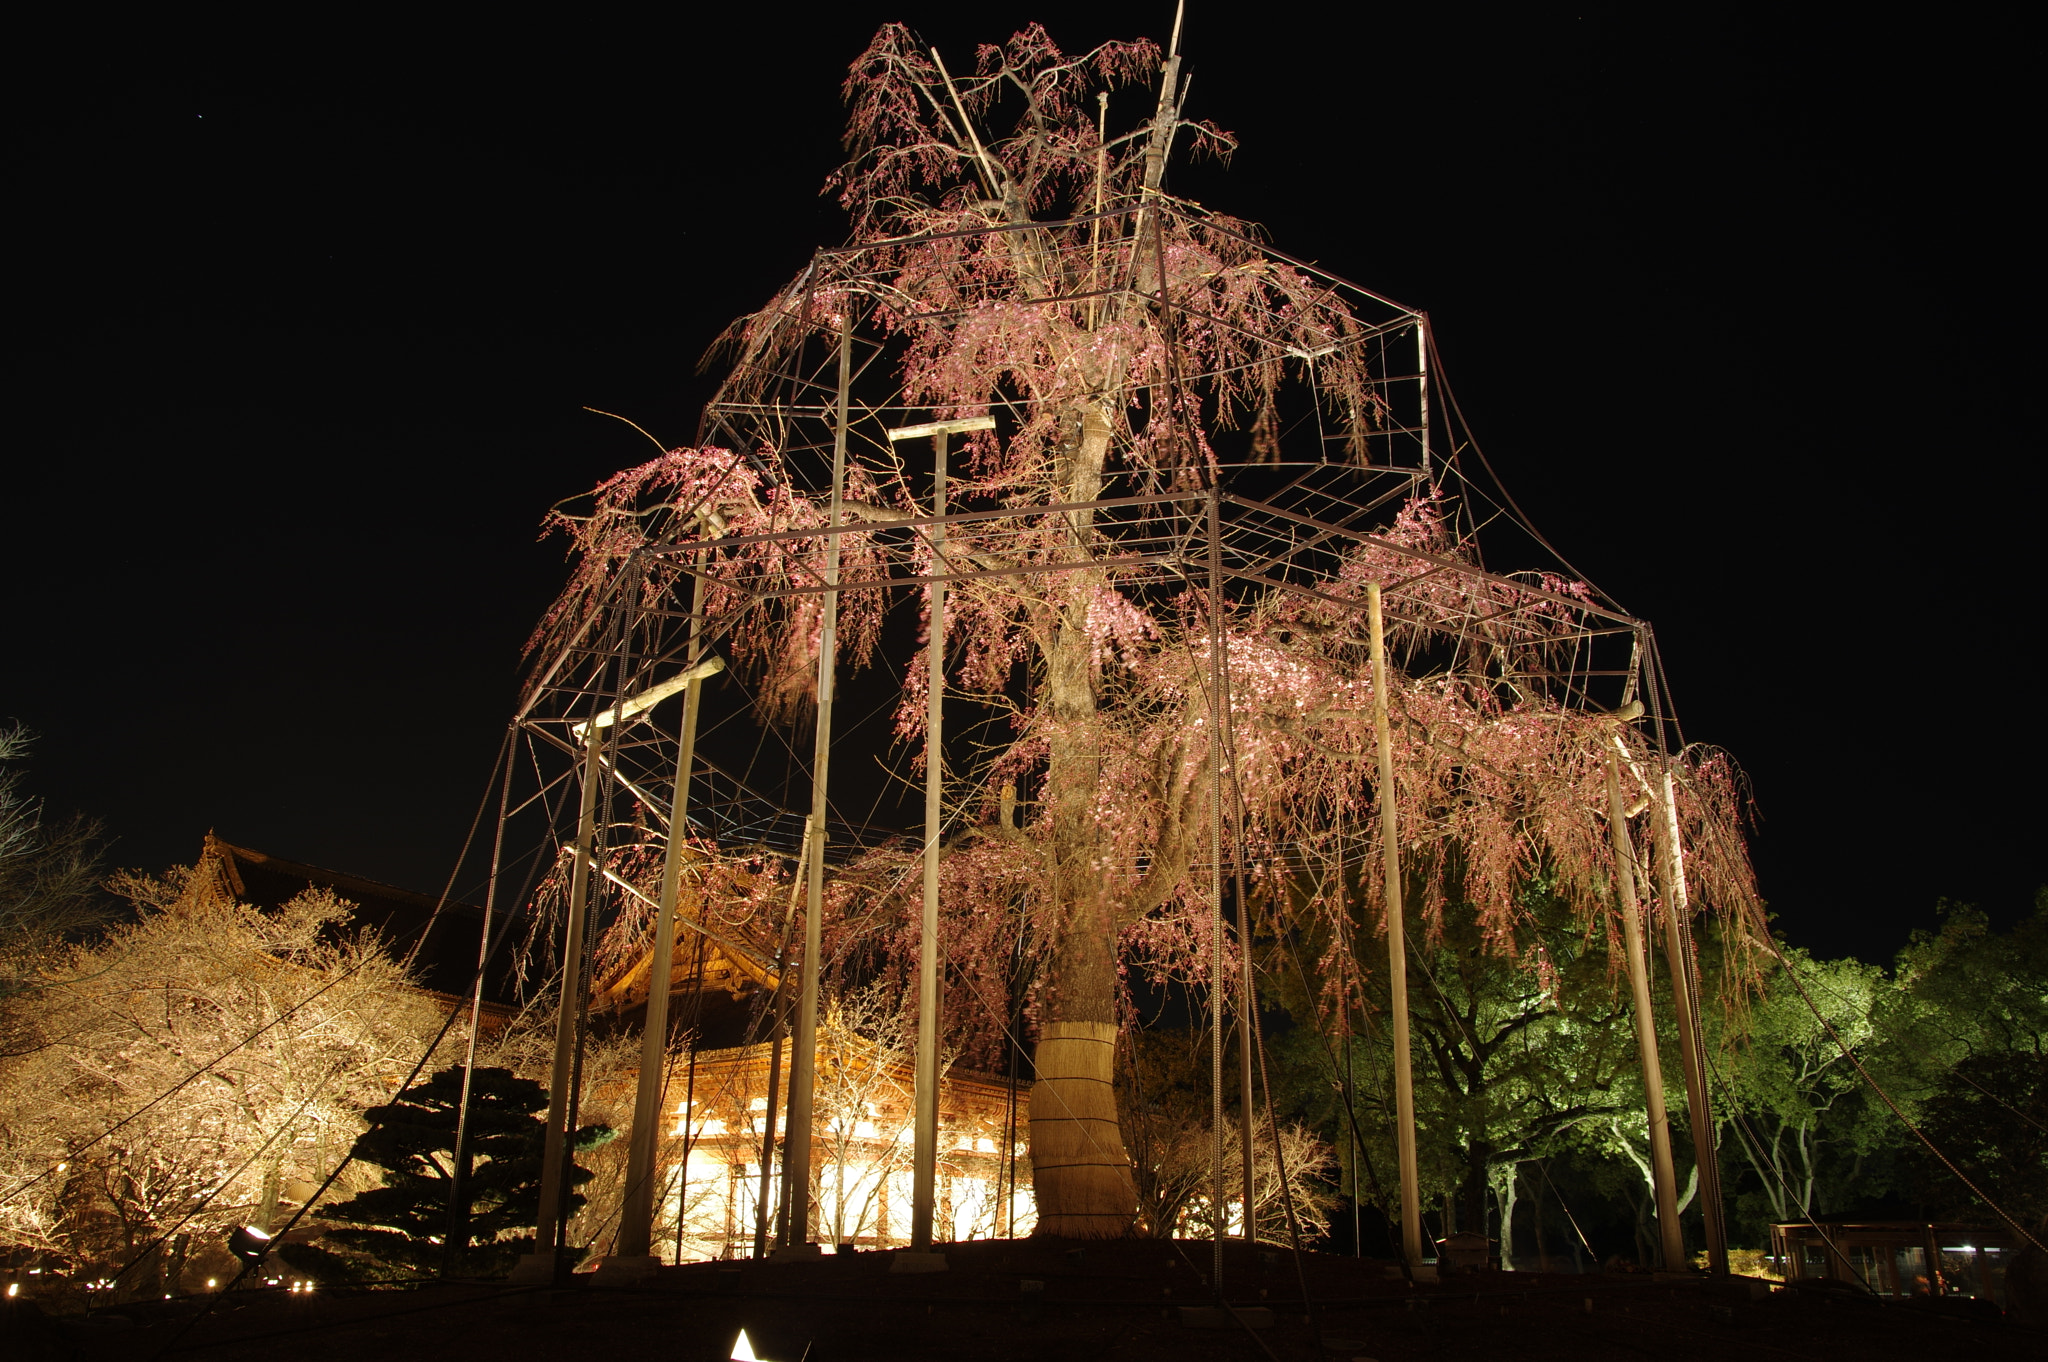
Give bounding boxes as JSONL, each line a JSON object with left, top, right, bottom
{"left": 292, "top": 1066, "right": 614, "bottom": 1279}
{"left": 1912, "top": 1050, "right": 2048, "bottom": 1228}
{"left": 1271, "top": 877, "right": 1649, "bottom": 1259}
{"left": 1878, "top": 893, "right": 2048, "bottom": 1227}
{"left": 1709, "top": 946, "right": 1891, "bottom": 1229}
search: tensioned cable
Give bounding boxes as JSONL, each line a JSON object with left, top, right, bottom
{"left": 1703, "top": 1045, "right": 1885, "bottom": 1297}
{"left": 401, "top": 728, "right": 514, "bottom": 972}
{"left": 1670, "top": 752, "right": 2047, "bottom": 1256}
{"left": 1424, "top": 329, "right": 1621, "bottom": 614}
{"left": 1751, "top": 928, "right": 2044, "bottom": 1254}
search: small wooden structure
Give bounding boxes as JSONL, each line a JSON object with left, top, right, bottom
{"left": 1770, "top": 1221, "right": 2019, "bottom": 1302}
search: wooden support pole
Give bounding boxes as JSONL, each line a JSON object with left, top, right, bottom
{"left": 910, "top": 432, "right": 948, "bottom": 1250}
{"left": 1206, "top": 487, "right": 1228, "bottom": 1283}
{"left": 763, "top": 822, "right": 809, "bottom": 1249}
{"left": 1606, "top": 748, "right": 1686, "bottom": 1269}
{"left": 784, "top": 310, "right": 853, "bottom": 1247}
{"left": 616, "top": 567, "right": 708, "bottom": 1261}
{"left": 1367, "top": 582, "right": 1424, "bottom": 1271}
{"left": 1653, "top": 765, "right": 1729, "bottom": 1275}
{"left": 533, "top": 728, "right": 604, "bottom": 1268}
{"left": 1232, "top": 762, "right": 1255, "bottom": 1240}
{"left": 753, "top": 1025, "right": 784, "bottom": 1258}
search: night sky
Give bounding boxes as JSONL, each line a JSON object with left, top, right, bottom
{"left": 9, "top": 8, "right": 2039, "bottom": 966}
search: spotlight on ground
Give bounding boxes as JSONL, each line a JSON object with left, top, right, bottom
{"left": 227, "top": 1225, "right": 273, "bottom": 1265}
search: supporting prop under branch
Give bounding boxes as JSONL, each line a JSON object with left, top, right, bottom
{"left": 1606, "top": 746, "right": 1686, "bottom": 1270}
{"left": 1368, "top": 581, "right": 1424, "bottom": 1272}
{"left": 782, "top": 310, "right": 855, "bottom": 1248}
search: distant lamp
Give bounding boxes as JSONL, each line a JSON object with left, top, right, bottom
{"left": 227, "top": 1225, "right": 273, "bottom": 1265}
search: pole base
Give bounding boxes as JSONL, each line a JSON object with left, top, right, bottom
{"left": 888, "top": 1250, "right": 948, "bottom": 1274}
{"left": 589, "top": 1255, "right": 661, "bottom": 1284}
{"left": 507, "top": 1251, "right": 564, "bottom": 1286}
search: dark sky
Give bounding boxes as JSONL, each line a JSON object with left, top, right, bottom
{"left": 8, "top": 8, "right": 2039, "bottom": 965}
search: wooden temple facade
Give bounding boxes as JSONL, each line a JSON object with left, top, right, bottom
{"left": 650, "top": 1034, "right": 1032, "bottom": 1259}
{"left": 587, "top": 872, "right": 1035, "bottom": 1259}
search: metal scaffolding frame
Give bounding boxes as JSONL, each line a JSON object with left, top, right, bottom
{"left": 497, "top": 198, "right": 1727, "bottom": 1282}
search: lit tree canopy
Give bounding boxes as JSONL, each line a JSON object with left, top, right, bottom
{"left": 518, "top": 22, "right": 1764, "bottom": 1237}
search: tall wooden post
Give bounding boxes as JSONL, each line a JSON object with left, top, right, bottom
{"left": 1366, "top": 583, "right": 1424, "bottom": 1270}
{"left": 1605, "top": 747, "right": 1685, "bottom": 1269}
{"left": 533, "top": 727, "right": 604, "bottom": 1268}
{"left": 911, "top": 430, "right": 948, "bottom": 1251}
{"left": 1653, "top": 765, "right": 1728, "bottom": 1274}
{"left": 783, "top": 310, "right": 853, "bottom": 1247}
{"left": 753, "top": 1025, "right": 785, "bottom": 1258}
{"left": 1233, "top": 774, "right": 1256, "bottom": 1239}
{"left": 1206, "top": 487, "right": 1228, "bottom": 1283}
{"left": 615, "top": 567, "right": 709, "bottom": 1263}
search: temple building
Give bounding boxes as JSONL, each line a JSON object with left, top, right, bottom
{"left": 584, "top": 877, "right": 1034, "bottom": 1257}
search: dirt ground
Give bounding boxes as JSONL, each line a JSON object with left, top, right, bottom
{"left": 8, "top": 1238, "right": 2040, "bottom": 1361}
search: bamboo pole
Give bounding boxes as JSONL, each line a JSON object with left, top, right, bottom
{"left": 765, "top": 821, "right": 810, "bottom": 1248}
{"left": 1231, "top": 757, "right": 1255, "bottom": 1239}
{"left": 783, "top": 310, "right": 853, "bottom": 1247}
{"left": 1653, "top": 766, "right": 1729, "bottom": 1275}
{"left": 910, "top": 432, "right": 948, "bottom": 1250}
{"left": 1605, "top": 748, "right": 1685, "bottom": 1269}
{"left": 753, "top": 1024, "right": 784, "bottom": 1258}
{"left": 616, "top": 567, "right": 708, "bottom": 1261}
{"left": 1206, "top": 487, "right": 1228, "bottom": 1284}
{"left": 533, "top": 728, "right": 604, "bottom": 1267}
{"left": 1367, "top": 582, "right": 1424, "bottom": 1271}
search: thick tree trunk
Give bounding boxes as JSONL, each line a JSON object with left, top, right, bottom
{"left": 1027, "top": 399, "right": 1138, "bottom": 1237}
{"left": 1029, "top": 1021, "right": 1133, "bottom": 1234}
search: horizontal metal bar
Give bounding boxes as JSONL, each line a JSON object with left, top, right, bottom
{"left": 812, "top": 203, "right": 1140, "bottom": 259}
{"left": 746, "top": 552, "right": 1180, "bottom": 599}
{"left": 1220, "top": 494, "right": 1638, "bottom": 625}
{"left": 644, "top": 490, "right": 1205, "bottom": 555}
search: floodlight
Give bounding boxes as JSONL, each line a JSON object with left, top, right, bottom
{"left": 227, "top": 1224, "right": 273, "bottom": 1265}
{"left": 731, "top": 1328, "right": 762, "bottom": 1361}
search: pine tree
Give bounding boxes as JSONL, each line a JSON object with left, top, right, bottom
{"left": 291, "top": 1066, "right": 613, "bottom": 1279}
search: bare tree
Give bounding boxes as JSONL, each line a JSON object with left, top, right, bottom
{"left": 1120, "top": 1028, "right": 1334, "bottom": 1241}
{"left": 0, "top": 726, "right": 107, "bottom": 973}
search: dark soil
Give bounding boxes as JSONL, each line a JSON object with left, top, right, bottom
{"left": 11, "top": 1238, "right": 2041, "bottom": 1361}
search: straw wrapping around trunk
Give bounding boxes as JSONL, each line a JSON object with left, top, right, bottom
{"left": 1029, "top": 1021, "right": 1136, "bottom": 1236}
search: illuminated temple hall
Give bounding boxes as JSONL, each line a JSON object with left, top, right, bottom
{"left": 590, "top": 911, "right": 1034, "bottom": 1257}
